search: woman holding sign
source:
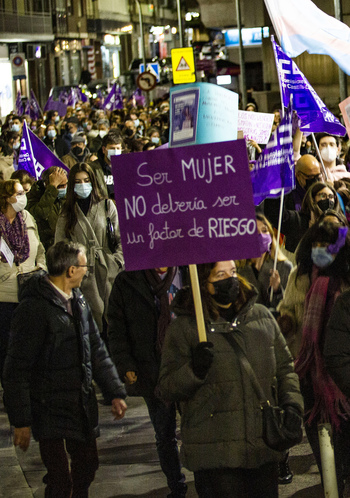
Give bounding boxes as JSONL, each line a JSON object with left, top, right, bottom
{"left": 0, "top": 179, "right": 46, "bottom": 384}
{"left": 158, "top": 260, "right": 303, "bottom": 498}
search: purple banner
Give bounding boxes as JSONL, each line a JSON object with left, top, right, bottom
{"left": 273, "top": 39, "right": 346, "bottom": 136}
{"left": 251, "top": 105, "right": 295, "bottom": 205}
{"left": 18, "top": 121, "right": 70, "bottom": 179}
{"left": 112, "top": 139, "right": 260, "bottom": 271}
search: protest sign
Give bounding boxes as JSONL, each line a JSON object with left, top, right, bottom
{"left": 112, "top": 139, "right": 259, "bottom": 271}
{"left": 250, "top": 105, "right": 294, "bottom": 205}
{"left": 169, "top": 82, "right": 238, "bottom": 147}
{"left": 238, "top": 110, "right": 274, "bottom": 144}
{"left": 339, "top": 96, "right": 350, "bottom": 139}
{"left": 272, "top": 39, "right": 346, "bottom": 136}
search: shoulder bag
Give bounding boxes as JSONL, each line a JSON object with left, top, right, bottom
{"left": 223, "top": 331, "right": 303, "bottom": 452}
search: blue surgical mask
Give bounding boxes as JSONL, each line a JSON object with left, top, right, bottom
{"left": 151, "top": 136, "right": 160, "bottom": 144}
{"left": 311, "top": 246, "right": 335, "bottom": 268}
{"left": 47, "top": 130, "right": 57, "bottom": 139}
{"left": 13, "top": 141, "right": 20, "bottom": 150}
{"left": 133, "top": 119, "right": 140, "bottom": 128}
{"left": 57, "top": 187, "right": 67, "bottom": 199}
{"left": 11, "top": 124, "right": 20, "bottom": 132}
{"left": 55, "top": 116, "right": 60, "bottom": 124}
{"left": 74, "top": 183, "right": 92, "bottom": 199}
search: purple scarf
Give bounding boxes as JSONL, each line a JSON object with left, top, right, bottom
{"left": 0, "top": 211, "right": 30, "bottom": 264}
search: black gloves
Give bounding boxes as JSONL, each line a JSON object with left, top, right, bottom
{"left": 283, "top": 405, "right": 303, "bottom": 433}
{"left": 192, "top": 342, "right": 214, "bottom": 379}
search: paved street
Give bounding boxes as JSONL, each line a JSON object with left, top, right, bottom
{"left": 0, "top": 386, "right": 325, "bottom": 497}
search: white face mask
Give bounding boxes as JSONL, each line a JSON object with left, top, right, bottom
{"left": 11, "top": 194, "right": 27, "bottom": 212}
{"left": 107, "top": 148, "right": 122, "bottom": 160}
{"left": 99, "top": 130, "right": 108, "bottom": 138}
{"left": 320, "top": 146, "right": 337, "bottom": 163}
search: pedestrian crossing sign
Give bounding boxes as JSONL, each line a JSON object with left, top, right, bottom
{"left": 171, "top": 47, "right": 196, "bottom": 84}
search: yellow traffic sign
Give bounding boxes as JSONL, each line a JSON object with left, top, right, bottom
{"left": 171, "top": 48, "right": 196, "bottom": 85}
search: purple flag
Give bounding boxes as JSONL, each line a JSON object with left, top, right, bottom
{"left": 79, "top": 88, "right": 88, "bottom": 103}
{"left": 24, "top": 98, "right": 31, "bottom": 117}
{"left": 131, "top": 88, "right": 146, "bottom": 107}
{"left": 15, "top": 91, "right": 23, "bottom": 116}
{"left": 102, "top": 83, "right": 117, "bottom": 110}
{"left": 250, "top": 105, "right": 295, "bottom": 206}
{"left": 272, "top": 38, "right": 346, "bottom": 136}
{"left": 111, "top": 139, "right": 260, "bottom": 270}
{"left": 18, "top": 121, "right": 70, "bottom": 180}
{"left": 67, "top": 88, "right": 78, "bottom": 107}
{"left": 29, "top": 89, "right": 42, "bottom": 120}
{"left": 43, "top": 94, "right": 56, "bottom": 113}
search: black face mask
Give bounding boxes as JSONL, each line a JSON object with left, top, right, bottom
{"left": 209, "top": 276, "right": 240, "bottom": 305}
{"left": 304, "top": 177, "right": 318, "bottom": 191}
{"left": 317, "top": 198, "right": 335, "bottom": 212}
{"left": 125, "top": 128, "right": 134, "bottom": 137}
{"left": 72, "top": 145, "right": 84, "bottom": 157}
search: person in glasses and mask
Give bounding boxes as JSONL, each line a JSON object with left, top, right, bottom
{"left": 236, "top": 213, "right": 293, "bottom": 315}
{"left": 26, "top": 166, "right": 68, "bottom": 250}
{"left": 55, "top": 162, "right": 124, "bottom": 338}
{"left": 264, "top": 154, "right": 322, "bottom": 256}
{"left": 0, "top": 179, "right": 46, "bottom": 383}
{"left": 158, "top": 260, "right": 303, "bottom": 498}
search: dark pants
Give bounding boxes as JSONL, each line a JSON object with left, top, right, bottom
{"left": 194, "top": 463, "right": 279, "bottom": 498}
{"left": 39, "top": 438, "right": 99, "bottom": 498}
{"left": 144, "top": 395, "right": 186, "bottom": 496}
{"left": 0, "top": 302, "right": 17, "bottom": 385}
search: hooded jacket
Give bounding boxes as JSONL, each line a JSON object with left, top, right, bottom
{"left": 158, "top": 287, "right": 303, "bottom": 471}
{"left": 3, "top": 274, "right": 126, "bottom": 442}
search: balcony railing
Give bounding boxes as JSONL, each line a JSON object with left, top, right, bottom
{"left": 0, "top": 10, "right": 53, "bottom": 36}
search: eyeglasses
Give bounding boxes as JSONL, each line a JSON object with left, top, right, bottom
{"left": 316, "top": 193, "right": 335, "bottom": 200}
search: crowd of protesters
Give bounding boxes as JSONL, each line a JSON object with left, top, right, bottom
{"left": 2, "top": 92, "right": 350, "bottom": 496}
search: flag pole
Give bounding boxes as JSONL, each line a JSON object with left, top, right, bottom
{"left": 23, "top": 120, "right": 38, "bottom": 179}
{"left": 189, "top": 264, "right": 208, "bottom": 343}
{"left": 311, "top": 133, "right": 328, "bottom": 181}
{"left": 270, "top": 34, "right": 285, "bottom": 302}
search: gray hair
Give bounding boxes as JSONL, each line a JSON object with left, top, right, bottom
{"left": 46, "top": 241, "right": 86, "bottom": 276}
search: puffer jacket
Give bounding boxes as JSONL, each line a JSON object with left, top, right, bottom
{"left": 3, "top": 274, "right": 126, "bottom": 442}
{"left": 158, "top": 288, "right": 303, "bottom": 471}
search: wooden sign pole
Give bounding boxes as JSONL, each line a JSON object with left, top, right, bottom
{"left": 189, "top": 264, "right": 207, "bottom": 343}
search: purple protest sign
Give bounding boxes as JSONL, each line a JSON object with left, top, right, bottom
{"left": 112, "top": 139, "right": 260, "bottom": 271}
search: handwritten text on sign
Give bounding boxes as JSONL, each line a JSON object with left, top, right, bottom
{"left": 112, "top": 140, "right": 260, "bottom": 271}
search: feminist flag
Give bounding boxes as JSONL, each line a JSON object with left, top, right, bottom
{"left": 265, "top": 0, "right": 350, "bottom": 76}
{"left": 250, "top": 105, "right": 294, "bottom": 206}
{"left": 272, "top": 39, "right": 346, "bottom": 136}
{"left": 15, "top": 91, "right": 23, "bottom": 116}
{"left": 103, "top": 83, "right": 123, "bottom": 111}
{"left": 18, "top": 121, "right": 70, "bottom": 179}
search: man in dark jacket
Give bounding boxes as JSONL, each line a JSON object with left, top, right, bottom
{"left": 3, "top": 241, "right": 127, "bottom": 497}
{"left": 108, "top": 267, "right": 187, "bottom": 498}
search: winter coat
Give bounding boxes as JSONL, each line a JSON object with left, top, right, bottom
{"left": 43, "top": 136, "right": 70, "bottom": 158}
{"left": 237, "top": 258, "right": 293, "bottom": 312}
{"left": 108, "top": 270, "right": 161, "bottom": 397}
{"left": 158, "top": 288, "right": 303, "bottom": 472}
{"left": 3, "top": 274, "right": 126, "bottom": 442}
{"left": 0, "top": 210, "right": 46, "bottom": 303}
{"left": 0, "top": 154, "right": 14, "bottom": 181}
{"left": 324, "top": 289, "right": 350, "bottom": 398}
{"left": 27, "top": 181, "right": 65, "bottom": 250}
{"left": 55, "top": 199, "right": 124, "bottom": 331}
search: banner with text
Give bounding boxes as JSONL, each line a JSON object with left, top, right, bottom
{"left": 238, "top": 110, "right": 274, "bottom": 144}
{"left": 112, "top": 139, "right": 260, "bottom": 270}
{"left": 169, "top": 82, "right": 238, "bottom": 147}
